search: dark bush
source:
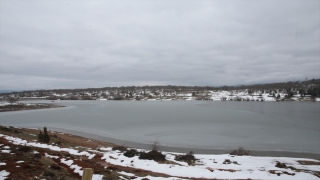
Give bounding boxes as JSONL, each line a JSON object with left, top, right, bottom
{"left": 232, "top": 161, "right": 239, "bottom": 165}
{"left": 33, "top": 153, "right": 42, "bottom": 158}
{"left": 13, "top": 129, "right": 22, "bottom": 134}
{"left": 139, "top": 150, "right": 166, "bottom": 162}
{"left": 0, "top": 126, "right": 11, "bottom": 132}
{"left": 17, "top": 146, "right": 31, "bottom": 153}
{"left": 222, "top": 159, "right": 239, "bottom": 165}
{"left": 112, "top": 146, "right": 127, "bottom": 152}
{"left": 124, "top": 149, "right": 138, "bottom": 158}
{"left": 174, "top": 151, "right": 196, "bottom": 165}
{"left": 229, "top": 147, "right": 250, "bottom": 156}
{"left": 50, "top": 164, "right": 61, "bottom": 170}
{"left": 275, "top": 161, "right": 287, "bottom": 168}
{"left": 38, "top": 131, "right": 44, "bottom": 142}
{"left": 44, "top": 171, "right": 55, "bottom": 177}
{"left": 43, "top": 127, "right": 50, "bottom": 143}
{"left": 38, "top": 127, "right": 50, "bottom": 144}
{"left": 223, "top": 159, "right": 231, "bottom": 164}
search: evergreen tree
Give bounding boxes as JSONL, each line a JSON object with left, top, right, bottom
{"left": 43, "top": 127, "right": 50, "bottom": 143}
{"left": 38, "top": 131, "right": 44, "bottom": 142}
{"left": 286, "top": 88, "right": 294, "bottom": 98}
{"left": 299, "top": 89, "right": 305, "bottom": 97}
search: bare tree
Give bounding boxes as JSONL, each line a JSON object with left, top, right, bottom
{"left": 151, "top": 139, "right": 160, "bottom": 151}
{"left": 7, "top": 97, "right": 18, "bottom": 105}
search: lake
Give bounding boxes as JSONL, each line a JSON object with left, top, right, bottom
{"left": 1, "top": 100, "right": 319, "bottom": 157}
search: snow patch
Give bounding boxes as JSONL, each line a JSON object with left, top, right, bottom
{"left": 61, "top": 158, "right": 74, "bottom": 166}
{"left": 0, "top": 170, "right": 9, "bottom": 179}
{"left": 119, "top": 171, "right": 135, "bottom": 176}
{"left": 45, "top": 153, "right": 59, "bottom": 159}
{"left": 3, "top": 146, "right": 10, "bottom": 149}
{"left": 1, "top": 134, "right": 95, "bottom": 159}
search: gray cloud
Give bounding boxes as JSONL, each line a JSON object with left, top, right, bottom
{"left": 0, "top": 0, "right": 319, "bottom": 90}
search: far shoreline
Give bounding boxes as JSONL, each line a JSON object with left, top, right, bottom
{"left": 0, "top": 102, "right": 65, "bottom": 112}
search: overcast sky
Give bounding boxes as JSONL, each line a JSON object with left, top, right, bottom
{"left": 0, "top": 0, "right": 319, "bottom": 90}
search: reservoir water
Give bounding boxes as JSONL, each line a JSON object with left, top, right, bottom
{"left": 0, "top": 100, "right": 319, "bottom": 157}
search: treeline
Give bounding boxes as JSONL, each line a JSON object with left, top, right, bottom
{"left": 1, "top": 78, "right": 319, "bottom": 98}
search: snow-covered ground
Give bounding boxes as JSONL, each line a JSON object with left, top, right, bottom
{"left": 0, "top": 102, "right": 16, "bottom": 106}
{"left": 1, "top": 133, "right": 319, "bottom": 179}
{"left": 140, "top": 90, "right": 316, "bottom": 102}
{"left": 1, "top": 89, "right": 319, "bottom": 103}
{"left": 209, "top": 90, "right": 283, "bottom": 101}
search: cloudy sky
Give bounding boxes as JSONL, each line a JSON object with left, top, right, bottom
{"left": 0, "top": 0, "right": 319, "bottom": 90}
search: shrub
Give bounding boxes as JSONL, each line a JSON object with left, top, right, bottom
{"left": 174, "top": 151, "right": 196, "bottom": 165}
{"left": 223, "top": 159, "right": 239, "bottom": 165}
{"left": 43, "top": 171, "right": 55, "bottom": 177}
{"left": 223, "top": 159, "right": 231, "bottom": 164}
{"left": 17, "top": 146, "right": 31, "bottom": 153}
{"left": 38, "top": 127, "right": 50, "bottom": 144}
{"left": 124, "top": 149, "right": 138, "bottom": 158}
{"left": 275, "top": 161, "right": 287, "bottom": 168}
{"left": 38, "top": 131, "right": 44, "bottom": 142}
{"left": 33, "top": 152, "right": 42, "bottom": 158}
{"left": 112, "top": 146, "right": 127, "bottom": 152}
{"left": 50, "top": 164, "right": 61, "bottom": 170}
{"left": 139, "top": 150, "right": 166, "bottom": 162}
{"left": 229, "top": 147, "right": 250, "bottom": 156}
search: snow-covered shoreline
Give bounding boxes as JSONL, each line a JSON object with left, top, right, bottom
{"left": 1, "top": 131, "right": 320, "bottom": 179}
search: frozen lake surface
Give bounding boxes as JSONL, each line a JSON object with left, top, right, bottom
{"left": 1, "top": 100, "right": 319, "bottom": 156}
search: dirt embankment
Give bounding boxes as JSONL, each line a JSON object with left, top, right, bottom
{"left": 0, "top": 126, "right": 176, "bottom": 180}
{"left": 0, "top": 126, "right": 119, "bottom": 179}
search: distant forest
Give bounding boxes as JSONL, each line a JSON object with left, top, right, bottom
{"left": 1, "top": 78, "right": 319, "bottom": 100}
